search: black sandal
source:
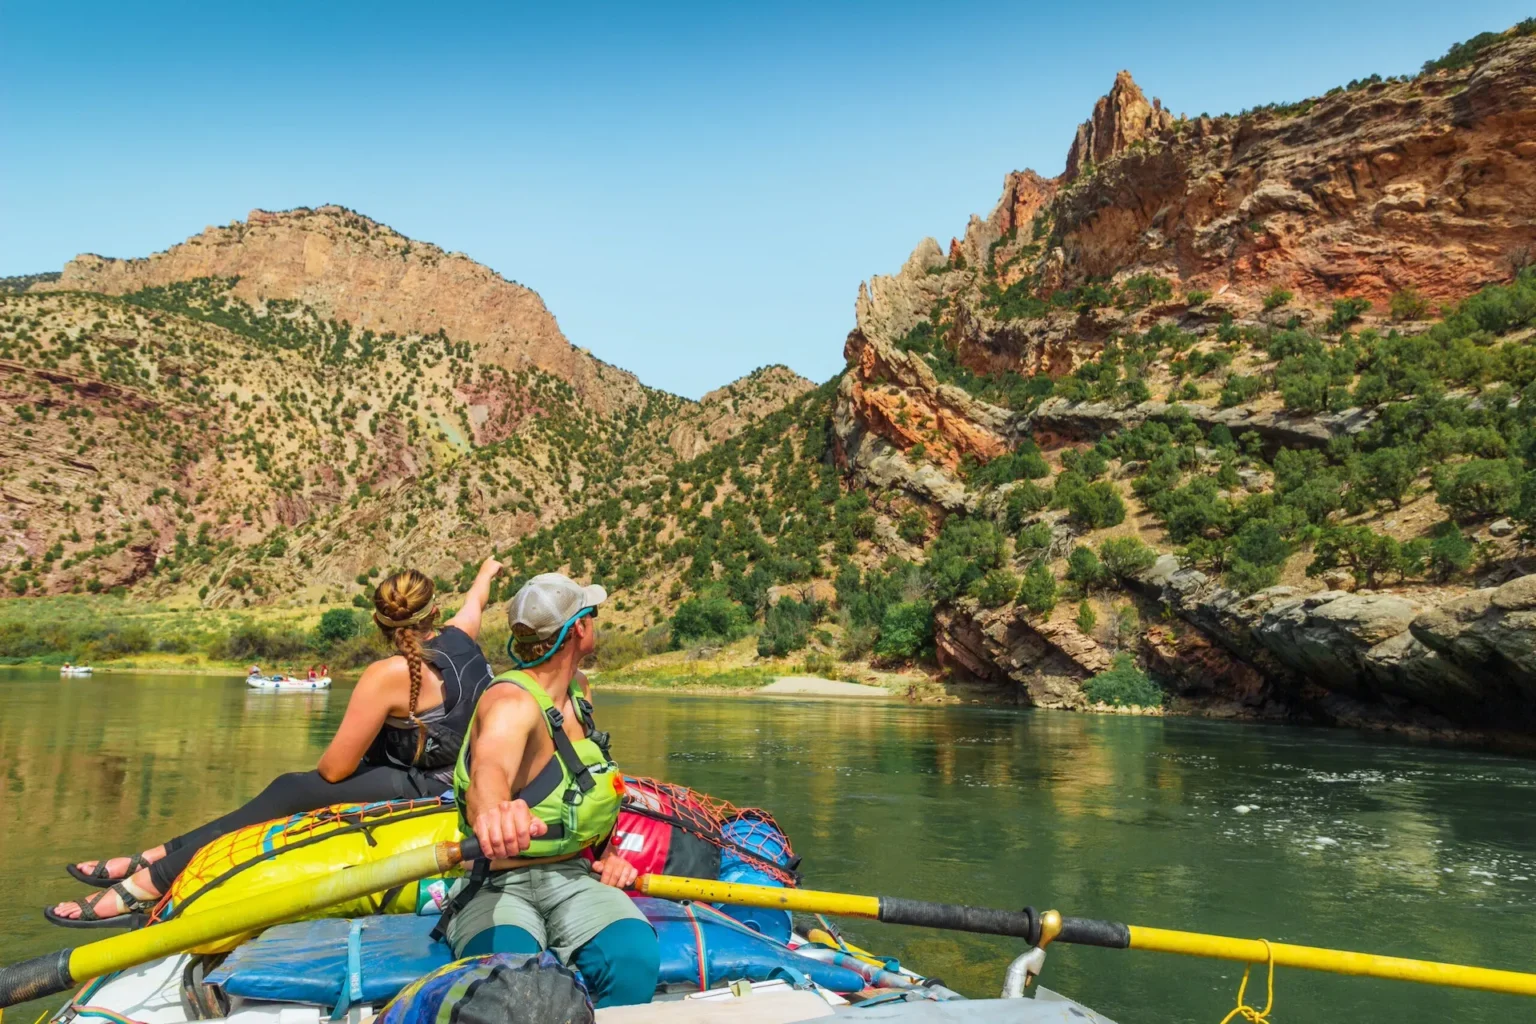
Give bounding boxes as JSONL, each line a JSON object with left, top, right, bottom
{"left": 44, "top": 882, "right": 153, "bottom": 930}
{"left": 66, "top": 852, "right": 150, "bottom": 888}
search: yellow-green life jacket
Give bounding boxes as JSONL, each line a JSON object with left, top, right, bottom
{"left": 452, "top": 671, "right": 623, "bottom": 860}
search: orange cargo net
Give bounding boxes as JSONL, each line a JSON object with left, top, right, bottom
{"left": 621, "top": 776, "right": 800, "bottom": 887}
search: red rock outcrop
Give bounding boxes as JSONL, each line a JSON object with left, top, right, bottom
{"left": 841, "top": 333, "right": 1010, "bottom": 473}
{"left": 1063, "top": 70, "right": 1175, "bottom": 182}
{"left": 1048, "top": 40, "right": 1536, "bottom": 303}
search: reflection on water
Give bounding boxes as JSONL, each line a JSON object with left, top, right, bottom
{"left": 3, "top": 670, "right": 1535, "bottom": 1023}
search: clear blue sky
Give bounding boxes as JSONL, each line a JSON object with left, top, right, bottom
{"left": 1, "top": 2, "right": 1525, "bottom": 398}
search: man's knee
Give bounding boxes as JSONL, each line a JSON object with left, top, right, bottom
{"left": 573, "top": 919, "right": 659, "bottom": 1008}
{"left": 458, "top": 924, "right": 542, "bottom": 957}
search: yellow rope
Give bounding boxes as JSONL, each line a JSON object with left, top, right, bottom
{"left": 1218, "top": 938, "right": 1276, "bottom": 1024}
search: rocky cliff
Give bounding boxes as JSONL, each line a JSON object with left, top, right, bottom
{"left": 832, "top": 25, "right": 1536, "bottom": 744}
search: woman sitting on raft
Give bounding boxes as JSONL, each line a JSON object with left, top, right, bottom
{"left": 48, "top": 557, "right": 504, "bottom": 928}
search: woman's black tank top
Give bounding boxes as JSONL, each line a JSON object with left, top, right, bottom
{"left": 361, "top": 625, "right": 494, "bottom": 784}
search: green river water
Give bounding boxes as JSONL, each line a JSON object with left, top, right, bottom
{"left": 2, "top": 668, "right": 1534, "bottom": 1023}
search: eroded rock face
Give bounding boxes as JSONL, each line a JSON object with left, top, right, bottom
{"left": 1412, "top": 576, "right": 1536, "bottom": 709}
{"left": 1140, "top": 555, "right": 1536, "bottom": 735}
{"left": 839, "top": 333, "right": 1013, "bottom": 472}
{"left": 934, "top": 604, "right": 1106, "bottom": 708}
{"left": 835, "top": 36, "right": 1536, "bottom": 553}
{"left": 827, "top": 36, "right": 1536, "bottom": 741}
{"left": 1141, "top": 623, "right": 1274, "bottom": 717}
{"left": 1253, "top": 591, "right": 1425, "bottom": 698}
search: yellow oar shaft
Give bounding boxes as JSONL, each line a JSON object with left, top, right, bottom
{"left": 1128, "top": 926, "right": 1536, "bottom": 996}
{"left": 0, "top": 840, "right": 474, "bottom": 1009}
{"left": 637, "top": 874, "right": 1536, "bottom": 999}
{"left": 639, "top": 876, "right": 880, "bottom": 918}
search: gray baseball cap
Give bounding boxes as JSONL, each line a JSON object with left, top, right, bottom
{"left": 508, "top": 573, "right": 607, "bottom": 641}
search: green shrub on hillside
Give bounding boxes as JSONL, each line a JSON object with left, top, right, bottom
{"left": 1065, "top": 545, "right": 1106, "bottom": 594}
{"left": 835, "top": 558, "right": 918, "bottom": 630}
{"left": 1427, "top": 522, "right": 1475, "bottom": 581}
{"left": 1326, "top": 298, "right": 1371, "bottom": 334}
{"left": 316, "top": 607, "right": 361, "bottom": 647}
{"left": 971, "top": 568, "right": 1020, "bottom": 608}
{"left": 1083, "top": 653, "right": 1163, "bottom": 707}
{"left": 670, "top": 594, "right": 750, "bottom": 648}
{"left": 1262, "top": 288, "right": 1293, "bottom": 311}
{"left": 1099, "top": 536, "right": 1156, "bottom": 580}
{"left": 1017, "top": 561, "right": 1058, "bottom": 617}
{"left": 1307, "top": 525, "right": 1426, "bottom": 588}
{"left": 927, "top": 518, "right": 1005, "bottom": 602}
{"left": 1067, "top": 481, "right": 1127, "bottom": 530}
{"left": 1016, "top": 520, "right": 1054, "bottom": 555}
{"left": 1003, "top": 482, "right": 1051, "bottom": 530}
{"left": 873, "top": 601, "right": 934, "bottom": 661}
{"left": 896, "top": 510, "right": 928, "bottom": 544}
{"left": 757, "top": 597, "right": 824, "bottom": 657}
{"left": 1390, "top": 288, "right": 1431, "bottom": 321}
{"left": 968, "top": 445, "right": 1051, "bottom": 488}
{"left": 1434, "top": 459, "right": 1519, "bottom": 519}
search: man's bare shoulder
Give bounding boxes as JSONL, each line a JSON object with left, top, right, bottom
{"left": 476, "top": 681, "right": 542, "bottom": 731}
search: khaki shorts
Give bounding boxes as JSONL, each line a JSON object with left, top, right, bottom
{"left": 444, "top": 857, "right": 649, "bottom": 963}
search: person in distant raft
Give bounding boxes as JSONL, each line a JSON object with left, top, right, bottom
{"left": 439, "top": 573, "right": 658, "bottom": 1008}
{"left": 48, "top": 558, "right": 504, "bottom": 927}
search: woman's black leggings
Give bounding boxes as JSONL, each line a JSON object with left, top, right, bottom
{"left": 147, "top": 766, "right": 435, "bottom": 892}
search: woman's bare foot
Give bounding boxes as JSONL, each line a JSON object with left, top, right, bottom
{"left": 70, "top": 846, "right": 165, "bottom": 884}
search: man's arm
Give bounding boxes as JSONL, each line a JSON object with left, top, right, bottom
{"left": 464, "top": 688, "right": 548, "bottom": 859}
{"left": 445, "top": 557, "right": 503, "bottom": 641}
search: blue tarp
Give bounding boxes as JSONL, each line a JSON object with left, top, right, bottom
{"left": 637, "top": 898, "right": 864, "bottom": 993}
{"left": 205, "top": 916, "right": 451, "bottom": 1007}
{"left": 205, "top": 900, "right": 864, "bottom": 1006}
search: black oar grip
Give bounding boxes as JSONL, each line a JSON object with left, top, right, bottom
{"left": 0, "top": 949, "right": 74, "bottom": 1009}
{"left": 458, "top": 837, "right": 483, "bottom": 864}
{"left": 879, "top": 897, "right": 1042, "bottom": 943}
{"left": 1059, "top": 917, "right": 1131, "bottom": 948}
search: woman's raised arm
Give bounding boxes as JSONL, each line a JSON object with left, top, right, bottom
{"left": 445, "top": 556, "right": 504, "bottom": 641}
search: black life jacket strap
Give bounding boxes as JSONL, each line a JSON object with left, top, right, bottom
{"left": 574, "top": 696, "right": 612, "bottom": 761}
{"left": 514, "top": 753, "right": 566, "bottom": 810}
{"left": 544, "top": 707, "right": 596, "bottom": 794}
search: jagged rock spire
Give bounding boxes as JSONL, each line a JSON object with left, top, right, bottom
{"left": 1063, "top": 70, "right": 1173, "bottom": 180}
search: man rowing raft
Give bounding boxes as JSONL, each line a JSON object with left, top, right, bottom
{"left": 438, "top": 572, "right": 658, "bottom": 1007}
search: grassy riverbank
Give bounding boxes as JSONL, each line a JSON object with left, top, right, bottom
{"left": 0, "top": 594, "right": 388, "bottom": 674}
{"left": 0, "top": 595, "right": 938, "bottom": 696}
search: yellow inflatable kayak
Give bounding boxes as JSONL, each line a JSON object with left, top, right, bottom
{"left": 157, "top": 795, "right": 460, "bottom": 953}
